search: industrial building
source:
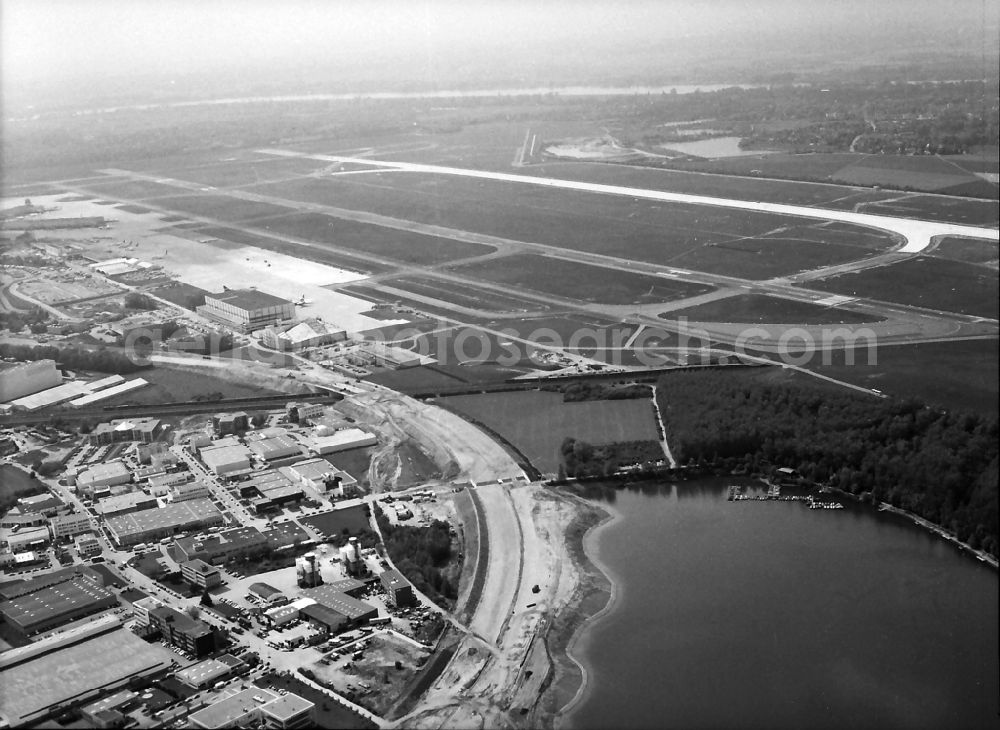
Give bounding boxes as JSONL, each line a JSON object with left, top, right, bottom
{"left": 74, "top": 534, "right": 102, "bottom": 559}
{"left": 380, "top": 569, "right": 416, "bottom": 608}
{"left": 2, "top": 525, "right": 50, "bottom": 553}
{"left": 68, "top": 378, "right": 148, "bottom": 408}
{"left": 103, "top": 499, "right": 223, "bottom": 547}
{"left": 324, "top": 577, "right": 367, "bottom": 598}
{"left": 0, "top": 359, "right": 63, "bottom": 402}
{"left": 96, "top": 491, "right": 158, "bottom": 518}
{"left": 339, "top": 536, "right": 366, "bottom": 577}
{"left": 146, "top": 472, "right": 190, "bottom": 495}
{"left": 0, "top": 574, "right": 117, "bottom": 636}
{"left": 174, "top": 526, "right": 268, "bottom": 564}
{"left": 86, "top": 417, "right": 161, "bottom": 445}
{"left": 262, "top": 521, "right": 310, "bottom": 550}
{"left": 77, "top": 461, "right": 132, "bottom": 491}
{"left": 286, "top": 458, "right": 358, "bottom": 497}
{"left": 175, "top": 656, "right": 244, "bottom": 689}
{"left": 17, "top": 493, "right": 63, "bottom": 516}
{"left": 295, "top": 552, "right": 321, "bottom": 588}
{"left": 305, "top": 428, "right": 378, "bottom": 455}
{"left": 260, "top": 318, "right": 346, "bottom": 351}
{"left": 0, "top": 620, "right": 171, "bottom": 728}
{"left": 200, "top": 442, "right": 253, "bottom": 475}
{"left": 196, "top": 288, "right": 297, "bottom": 333}
{"left": 169, "top": 482, "right": 212, "bottom": 502}
{"left": 301, "top": 582, "right": 377, "bottom": 627}
{"left": 285, "top": 401, "right": 326, "bottom": 424}
{"left": 264, "top": 602, "right": 302, "bottom": 627}
{"left": 298, "top": 602, "right": 348, "bottom": 634}
{"left": 212, "top": 412, "right": 248, "bottom": 436}
{"left": 243, "top": 470, "right": 305, "bottom": 513}
{"left": 363, "top": 343, "right": 424, "bottom": 369}
{"left": 187, "top": 687, "right": 314, "bottom": 730}
{"left": 131, "top": 595, "right": 162, "bottom": 627}
{"left": 246, "top": 434, "right": 302, "bottom": 461}
{"left": 181, "top": 559, "right": 222, "bottom": 590}
{"left": 147, "top": 604, "right": 216, "bottom": 657}
{"left": 248, "top": 582, "right": 287, "bottom": 606}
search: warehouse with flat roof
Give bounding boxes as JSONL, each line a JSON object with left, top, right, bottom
{"left": 104, "top": 499, "right": 223, "bottom": 547}
{"left": 200, "top": 443, "right": 252, "bottom": 475}
{"left": 174, "top": 526, "right": 267, "bottom": 564}
{"left": 96, "top": 491, "right": 158, "bottom": 517}
{"left": 302, "top": 584, "right": 377, "bottom": 626}
{"left": 0, "top": 575, "right": 117, "bottom": 636}
{"left": 0, "top": 359, "right": 62, "bottom": 402}
{"left": 246, "top": 433, "right": 302, "bottom": 461}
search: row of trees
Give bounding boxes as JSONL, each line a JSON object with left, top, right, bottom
{"left": 558, "top": 437, "right": 666, "bottom": 479}
{"left": 0, "top": 342, "right": 151, "bottom": 374}
{"left": 375, "top": 507, "right": 459, "bottom": 608}
{"left": 655, "top": 370, "right": 999, "bottom": 557}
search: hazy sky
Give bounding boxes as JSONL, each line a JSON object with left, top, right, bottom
{"left": 2, "top": 0, "right": 998, "bottom": 102}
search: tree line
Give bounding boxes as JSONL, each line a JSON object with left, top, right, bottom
{"left": 0, "top": 342, "right": 151, "bottom": 374}
{"left": 655, "top": 370, "right": 998, "bottom": 557}
{"left": 375, "top": 506, "right": 459, "bottom": 609}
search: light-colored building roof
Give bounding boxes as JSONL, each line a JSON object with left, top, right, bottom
{"left": 175, "top": 658, "right": 230, "bottom": 688}
{"left": 77, "top": 460, "right": 132, "bottom": 486}
{"left": 200, "top": 443, "right": 252, "bottom": 471}
{"left": 188, "top": 687, "right": 280, "bottom": 728}
{"left": 69, "top": 379, "right": 148, "bottom": 407}
{"left": 97, "top": 491, "right": 157, "bottom": 516}
{"left": 260, "top": 692, "right": 314, "bottom": 722}
{"left": 104, "top": 499, "right": 222, "bottom": 539}
{"left": 246, "top": 434, "right": 301, "bottom": 461}
{"left": 306, "top": 428, "right": 377, "bottom": 454}
{"left": 207, "top": 288, "right": 291, "bottom": 311}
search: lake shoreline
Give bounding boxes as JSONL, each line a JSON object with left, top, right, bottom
{"left": 548, "top": 494, "right": 624, "bottom": 729}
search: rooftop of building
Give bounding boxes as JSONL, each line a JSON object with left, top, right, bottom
{"left": 0, "top": 575, "right": 115, "bottom": 628}
{"left": 299, "top": 601, "right": 348, "bottom": 629}
{"left": 302, "top": 584, "right": 377, "bottom": 620}
{"left": 246, "top": 434, "right": 301, "bottom": 459}
{"left": 206, "top": 288, "right": 292, "bottom": 311}
{"left": 182, "top": 558, "right": 219, "bottom": 575}
{"left": 148, "top": 604, "right": 210, "bottom": 636}
{"left": 97, "top": 491, "right": 157, "bottom": 514}
{"left": 81, "top": 689, "right": 138, "bottom": 716}
{"left": 248, "top": 582, "right": 283, "bottom": 599}
{"left": 104, "top": 499, "right": 221, "bottom": 537}
{"left": 78, "top": 460, "right": 131, "bottom": 482}
{"left": 380, "top": 569, "right": 412, "bottom": 588}
{"left": 200, "top": 443, "right": 252, "bottom": 467}
{"left": 175, "top": 526, "right": 266, "bottom": 555}
{"left": 260, "top": 692, "right": 314, "bottom": 721}
{"left": 175, "top": 658, "right": 231, "bottom": 687}
{"left": 0, "top": 565, "right": 99, "bottom": 600}
{"left": 187, "top": 687, "right": 280, "bottom": 728}
{"left": 91, "top": 417, "right": 160, "bottom": 434}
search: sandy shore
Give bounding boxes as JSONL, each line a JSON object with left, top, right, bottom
{"left": 530, "top": 491, "right": 623, "bottom": 729}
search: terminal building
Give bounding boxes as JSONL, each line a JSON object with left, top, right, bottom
{"left": 0, "top": 359, "right": 62, "bottom": 402}
{"left": 104, "top": 499, "right": 223, "bottom": 547}
{"left": 196, "top": 288, "right": 297, "bottom": 333}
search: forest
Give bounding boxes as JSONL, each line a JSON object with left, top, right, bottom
{"left": 655, "top": 370, "right": 999, "bottom": 557}
{"left": 375, "top": 507, "right": 459, "bottom": 609}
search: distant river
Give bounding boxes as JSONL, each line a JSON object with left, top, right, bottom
{"left": 564, "top": 478, "right": 999, "bottom": 730}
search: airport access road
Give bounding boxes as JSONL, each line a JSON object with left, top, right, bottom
{"left": 256, "top": 148, "right": 1000, "bottom": 253}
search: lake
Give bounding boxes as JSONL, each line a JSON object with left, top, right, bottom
{"left": 564, "top": 478, "right": 999, "bottom": 730}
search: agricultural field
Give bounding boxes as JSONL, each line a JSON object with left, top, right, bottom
{"left": 669, "top": 293, "right": 885, "bottom": 324}
{"left": 806, "top": 257, "right": 999, "bottom": 318}
{"left": 447, "top": 253, "right": 715, "bottom": 305}
{"left": 928, "top": 236, "right": 999, "bottom": 265}
{"left": 801, "top": 338, "right": 1000, "bottom": 415}
{"left": 437, "top": 389, "right": 661, "bottom": 474}
{"left": 153, "top": 155, "right": 328, "bottom": 188}
{"left": 248, "top": 171, "right": 897, "bottom": 276}
{"left": 253, "top": 212, "right": 495, "bottom": 265}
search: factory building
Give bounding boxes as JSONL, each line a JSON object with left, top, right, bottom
{"left": 0, "top": 574, "right": 117, "bottom": 636}
{"left": 285, "top": 401, "right": 326, "bottom": 424}
{"left": 248, "top": 582, "right": 287, "bottom": 606}
{"left": 197, "top": 288, "right": 296, "bottom": 333}
{"left": 147, "top": 604, "right": 216, "bottom": 657}
{"left": 96, "top": 491, "right": 158, "bottom": 518}
{"left": 380, "top": 569, "right": 416, "bottom": 608}
{"left": 0, "top": 359, "right": 62, "bottom": 402}
{"left": 286, "top": 458, "right": 358, "bottom": 497}
{"left": 104, "top": 499, "right": 223, "bottom": 547}
{"left": 77, "top": 461, "right": 132, "bottom": 492}
{"left": 146, "top": 472, "right": 190, "bottom": 495}
{"left": 169, "top": 482, "right": 212, "bottom": 502}
{"left": 181, "top": 559, "right": 223, "bottom": 590}
{"left": 305, "top": 428, "right": 377, "bottom": 455}
{"left": 17, "top": 493, "right": 63, "bottom": 517}
{"left": 86, "top": 418, "right": 161, "bottom": 446}
{"left": 188, "top": 687, "right": 314, "bottom": 730}
{"left": 3, "top": 525, "right": 51, "bottom": 553}
{"left": 175, "top": 656, "right": 245, "bottom": 689}
{"left": 243, "top": 471, "right": 305, "bottom": 514}
{"left": 200, "top": 443, "right": 253, "bottom": 476}
{"left": 246, "top": 434, "right": 302, "bottom": 462}
{"left": 174, "top": 526, "right": 268, "bottom": 564}
{"left": 301, "top": 583, "right": 377, "bottom": 629}
{"left": 265, "top": 603, "right": 301, "bottom": 627}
